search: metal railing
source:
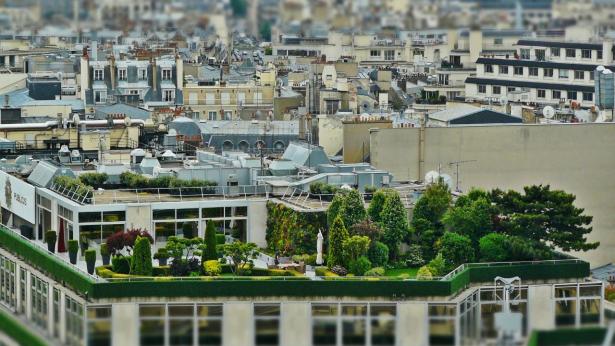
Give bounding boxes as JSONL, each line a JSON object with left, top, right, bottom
{"left": 440, "top": 259, "right": 586, "bottom": 281}
{"left": 89, "top": 185, "right": 272, "bottom": 204}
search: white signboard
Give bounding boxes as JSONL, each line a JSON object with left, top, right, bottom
{"left": 0, "top": 170, "right": 36, "bottom": 223}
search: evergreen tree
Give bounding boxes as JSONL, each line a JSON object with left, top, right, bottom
{"left": 130, "top": 236, "right": 153, "bottom": 276}
{"left": 380, "top": 191, "right": 409, "bottom": 259}
{"left": 203, "top": 221, "right": 218, "bottom": 261}
{"left": 342, "top": 189, "right": 367, "bottom": 228}
{"left": 327, "top": 193, "right": 346, "bottom": 228}
{"left": 412, "top": 180, "right": 451, "bottom": 230}
{"left": 442, "top": 196, "right": 492, "bottom": 248}
{"left": 328, "top": 215, "right": 349, "bottom": 267}
{"left": 438, "top": 232, "right": 474, "bottom": 270}
{"left": 367, "top": 189, "right": 387, "bottom": 223}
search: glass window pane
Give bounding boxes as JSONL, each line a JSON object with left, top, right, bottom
{"left": 342, "top": 304, "right": 367, "bottom": 316}
{"left": 255, "top": 319, "right": 279, "bottom": 346}
{"left": 170, "top": 319, "right": 194, "bottom": 346}
{"left": 429, "top": 319, "right": 455, "bottom": 346}
{"left": 580, "top": 285, "right": 601, "bottom": 297}
{"left": 313, "top": 320, "right": 336, "bottom": 346}
{"left": 80, "top": 212, "right": 101, "bottom": 223}
{"left": 371, "top": 318, "right": 395, "bottom": 346}
{"left": 140, "top": 305, "right": 165, "bottom": 317}
{"left": 255, "top": 305, "right": 280, "bottom": 317}
{"left": 102, "top": 224, "right": 123, "bottom": 241}
{"left": 555, "top": 286, "right": 577, "bottom": 299}
{"left": 87, "top": 306, "right": 111, "bottom": 319}
{"left": 555, "top": 300, "right": 577, "bottom": 326}
{"left": 202, "top": 208, "right": 223, "bottom": 218}
{"left": 198, "top": 319, "right": 222, "bottom": 346}
{"left": 580, "top": 299, "right": 600, "bottom": 325}
{"left": 177, "top": 208, "right": 199, "bottom": 219}
{"left": 140, "top": 320, "right": 165, "bottom": 346}
{"left": 103, "top": 211, "right": 125, "bottom": 222}
{"left": 153, "top": 209, "right": 175, "bottom": 220}
{"left": 80, "top": 225, "right": 101, "bottom": 243}
{"left": 155, "top": 222, "right": 176, "bottom": 242}
{"left": 342, "top": 319, "right": 366, "bottom": 345}
{"left": 312, "top": 304, "right": 338, "bottom": 316}
{"left": 371, "top": 305, "right": 395, "bottom": 317}
{"left": 429, "top": 305, "right": 456, "bottom": 317}
{"left": 87, "top": 320, "right": 111, "bottom": 346}
{"left": 197, "top": 305, "right": 223, "bottom": 317}
{"left": 169, "top": 305, "right": 194, "bottom": 317}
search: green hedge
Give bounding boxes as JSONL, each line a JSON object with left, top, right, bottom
{"left": 527, "top": 328, "right": 606, "bottom": 346}
{"left": 0, "top": 308, "right": 48, "bottom": 346}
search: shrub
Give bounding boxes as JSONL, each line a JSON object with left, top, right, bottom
{"left": 153, "top": 248, "right": 169, "bottom": 260}
{"left": 203, "top": 260, "right": 222, "bottom": 276}
{"left": 68, "top": 240, "right": 79, "bottom": 253}
{"left": 182, "top": 223, "right": 195, "bottom": 239}
{"left": 328, "top": 216, "right": 349, "bottom": 267}
{"left": 315, "top": 266, "right": 338, "bottom": 277}
{"left": 216, "top": 233, "right": 226, "bottom": 245}
{"left": 404, "top": 244, "right": 425, "bottom": 267}
{"left": 343, "top": 189, "right": 367, "bottom": 228}
{"left": 85, "top": 249, "right": 96, "bottom": 263}
{"left": 170, "top": 258, "right": 201, "bottom": 277}
{"left": 203, "top": 221, "right": 218, "bottom": 261}
{"left": 427, "top": 253, "right": 446, "bottom": 277}
{"left": 350, "top": 220, "right": 382, "bottom": 241}
{"left": 222, "top": 242, "right": 258, "bottom": 275}
{"left": 53, "top": 176, "right": 93, "bottom": 199}
{"left": 364, "top": 267, "right": 385, "bottom": 276}
{"left": 416, "top": 266, "right": 433, "bottom": 280}
{"left": 364, "top": 185, "right": 377, "bottom": 194}
{"left": 330, "top": 265, "right": 348, "bottom": 276}
{"left": 152, "top": 266, "right": 171, "bottom": 277}
{"left": 78, "top": 172, "right": 108, "bottom": 188}
{"left": 130, "top": 236, "right": 153, "bottom": 276}
{"left": 349, "top": 256, "right": 371, "bottom": 276}
{"left": 342, "top": 235, "right": 370, "bottom": 263}
{"left": 367, "top": 241, "right": 389, "bottom": 267}
{"left": 438, "top": 232, "right": 475, "bottom": 270}
{"left": 44, "top": 230, "right": 56, "bottom": 243}
{"left": 112, "top": 256, "right": 131, "bottom": 274}
{"left": 100, "top": 243, "right": 110, "bottom": 256}
{"left": 479, "top": 233, "right": 509, "bottom": 262}
{"left": 106, "top": 228, "right": 153, "bottom": 256}
{"left": 291, "top": 254, "right": 317, "bottom": 266}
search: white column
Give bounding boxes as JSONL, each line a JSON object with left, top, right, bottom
{"left": 112, "top": 303, "right": 139, "bottom": 346}
{"left": 223, "top": 302, "right": 253, "bottom": 346}
{"left": 59, "top": 290, "right": 66, "bottom": 344}
{"left": 528, "top": 285, "right": 555, "bottom": 331}
{"left": 397, "top": 302, "right": 429, "bottom": 346}
{"left": 280, "top": 302, "right": 311, "bottom": 346}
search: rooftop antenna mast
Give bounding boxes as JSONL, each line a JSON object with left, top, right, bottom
{"left": 448, "top": 160, "right": 477, "bottom": 192}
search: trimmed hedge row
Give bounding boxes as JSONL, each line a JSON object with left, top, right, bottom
{"left": 527, "top": 328, "right": 606, "bottom": 346}
{"left": 0, "top": 307, "right": 48, "bottom": 346}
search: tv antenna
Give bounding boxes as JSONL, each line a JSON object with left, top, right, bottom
{"left": 448, "top": 160, "right": 477, "bottom": 192}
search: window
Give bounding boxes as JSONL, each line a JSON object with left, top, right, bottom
{"left": 520, "top": 48, "right": 530, "bottom": 60}
{"left": 221, "top": 92, "right": 230, "bottom": 105}
{"left": 87, "top": 306, "right": 111, "bottom": 346}
{"left": 566, "top": 48, "right": 576, "bottom": 58}
{"left": 154, "top": 209, "right": 199, "bottom": 242}
{"left": 551, "top": 47, "right": 560, "bottom": 57}
{"left": 163, "top": 90, "right": 175, "bottom": 103}
{"left": 507, "top": 87, "right": 516, "bottom": 93}
{"left": 31, "top": 275, "right": 48, "bottom": 330}
{"left": 499, "top": 65, "right": 509, "bottom": 74}
{"left": 568, "top": 91, "right": 578, "bottom": 100}
{"left": 0, "top": 254, "right": 16, "bottom": 310}
{"left": 223, "top": 111, "right": 232, "bottom": 120}
{"left": 555, "top": 284, "right": 602, "bottom": 327}
{"left": 65, "top": 296, "right": 84, "bottom": 346}
{"left": 429, "top": 304, "right": 456, "bottom": 346}
{"left": 208, "top": 111, "right": 217, "bottom": 121}
{"left": 559, "top": 69, "right": 569, "bottom": 79}
{"left": 189, "top": 92, "right": 198, "bottom": 105}
{"left": 162, "top": 68, "right": 172, "bottom": 80}
{"left": 484, "top": 64, "right": 493, "bottom": 73}
{"left": 197, "top": 304, "right": 223, "bottom": 346}
{"left": 514, "top": 66, "right": 524, "bottom": 75}
{"left": 535, "top": 49, "right": 546, "bottom": 61}
{"left": 493, "top": 38, "right": 503, "bottom": 45}
{"left": 370, "top": 50, "right": 380, "bottom": 57}
{"left": 94, "top": 68, "right": 104, "bottom": 81}
{"left": 582, "top": 49, "right": 592, "bottom": 59}
{"left": 583, "top": 92, "right": 593, "bottom": 101}
{"left": 140, "top": 305, "right": 165, "bottom": 346}
{"left": 53, "top": 289, "right": 60, "bottom": 337}
{"left": 312, "top": 303, "right": 396, "bottom": 346}
{"left": 544, "top": 68, "right": 553, "bottom": 78}
{"left": 384, "top": 50, "right": 395, "bottom": 61}
{"left": 118, "top": 68, "right": 127, "bottom": 81}
{"left": 492, "top": 86, "right": 501, "bottom": 95}
{"left": 598, "top": 50, "right": 603, "bottom": 59}
{"left": 138, "top": 68, "right": 147, "bottom": 80}
{"left": 237, "top": 92, "right": 246, "bottom": 105}
{"left": 255, "top": 304, "right": 280, "bottom": 346}
{"left": 529, "top": 67, "right": 538, "bottom": 76}
{"left": 205, "top": 93, "right": 215, "bottom": 105}
{"left": 79, "top": 211, "right": 125, "bottom": 244}
{"left": 574, "top": 71, "right": 585, "bottom": 80}
{"left": 94, "top": 91, "right": 107, "bottom": 104}
{"left": 552, "top": 90, "right": 561, "bottom": 99}
{"left": 537, "top": 89, "right": 546, "bottom": 98}
{"left": 478, "top": 85, "right": 486, "bottom": 94}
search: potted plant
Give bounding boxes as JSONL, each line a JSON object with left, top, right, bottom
{"left": 80, "top": 235, "right": 89, "bottom": 255}
{"left": 153, "top": 248, "right": 169, "bottom": 266}
{"left": 68, "top": 240, "right": 79, "bottom": 264}
{"left": 85, "top": 249, "right": 96, "bottom": 275}
{"left": 44, "top": 231, "right": 56, "bottom": 253}
{"left": 100, "top": 243, "right": 110, "bottom": 266}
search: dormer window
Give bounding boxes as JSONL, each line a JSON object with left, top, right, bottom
{"left": 118, "top": 68, "right": 127, "bottom": 81}
{"left": 162, "top": 68, "right": 172, "bottom": 81}
{"left": 138, "top": 68, "right": 147, "bottom": 80}
{"left": 94, "top": 68, "right": 104, "bottom": 81}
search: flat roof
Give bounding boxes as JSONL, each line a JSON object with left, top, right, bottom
{"left": 516, "top": 40, "right": 603, "bottom": 50}
{"left": 477, "top": 57, "right": 606, "bottom": 72}
{"left": 465, "top": 77, "right": 595, "bottom": 93}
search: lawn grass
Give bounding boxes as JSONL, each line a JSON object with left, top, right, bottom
{"left": 384, "top": 267, "right": 420, "bottom": 278}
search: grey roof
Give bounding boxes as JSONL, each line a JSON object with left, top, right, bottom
{"left": 198, "top": 120, "right": 299, "bottom": 136}
{"left": 591, "top": 263, "right": 615, "bottom": 282}
{"left": 0, "top": 88, "right": 33, "bottom": 108}
{"left": 21, "top": 99, "right": 85, "bottom": 111}
{"left": 94, "top": 103, "right": 151, "bottom": 120}
{"left": 169, "top": 117, "right": 202, "bottom": 137}
{"left": 429, "top": 104, "right": 522, "bottom": 124}
{"left": 27, "top": 160, "right": 75, "bottom": 188}
{"left": 281, "top": 142, "right": 330, "bottom": 168}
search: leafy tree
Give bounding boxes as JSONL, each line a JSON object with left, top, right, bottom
{"left": 380, "top": 191, "right": 409, "bottom": 259}
{"left": 203, "top": 221, "right": 218, "bottom": 261}
{"left": 230, "top": 0, "right": 247, "bottom": 16}
{"left": 342, "top": 236, "right": 371, "bottom": 263}
{"left": 494, "top": 185, "right": 598, "bottom": 252}
{"left": 412, "top": 180, "right": 451, "bottom": 230}
{"left": 327, "top": 193, "right": 346, "bottom": 228}
{"left": 105, "top": 228, "right": 153, "bottom": 256}
{"left": 426, "top": 253, "right": 447, "bottom": 277}
{"left": 328, "top": 215, "right": 349, "bottom": 267}
{"left": 223, "top": 242, "right": 258, "bottom": 275}
{"left": 350, "top": 220, "right": 382, "bottom": 241}
{"left": 403, "top": 244, "right": 425, "bottom": 267}
{"left": 367, "top": 189, "right": 393, "bottom": 224}
{"left": 479, "top": 233, "right": 509, "bottom": 262}
{"left": 130, "top": 236, "right": 153, "bottom": 276}
{"left": 507, "top": 236, "right": 553, "bottom": 261}
{"left": 442, "top": 196, "right": 492, "bottom": 248}
{"left": 349, "top": 256, "right": 372, "bottom": 276}
{"left": 367, "top": 241, "right": 389, "bottom": 267}
{"left": 343, "top": 189, "right": 367, "bottom": 228}
{"left": 438, "top": 232, "right": 475, "bottom": 270}
{"left": 416, "top": 266, "right": 433, "bottom": 280}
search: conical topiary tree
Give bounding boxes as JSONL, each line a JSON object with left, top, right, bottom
{"left": 327, "top": 193, "right": 346, "bottom": 228}
{"left": 203, "top": 220, "right": 218, "bottom": 261}
{"left": 380, "top": 191, "right": 409, "bottom": 260}
{"left": 342, "top": 189, "right": 367, "bottom": 229}
{"left": 130, "top": 236, "right": 153, "bottom": 276}
{"left": 328, "top": 215, "right": 349, "bottom": 267}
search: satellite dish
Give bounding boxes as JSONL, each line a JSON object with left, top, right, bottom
{"left": 72, "top": 113, "right": 80, "bottom": 126}
{"left": 543, "top": 106, "right": 555, "bottom": 119}
{"left": 425, "top": 171, "right": 440, "bottom": 184}
{"left": 440, "top": 174, "right": 453, "bottom": 188}
{"left": 124, "top": 116, "right": 131, "bottom": 127}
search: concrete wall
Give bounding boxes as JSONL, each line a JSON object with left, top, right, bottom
{"left": 248, "top": 201, "right": 267, "bottom": 247}
{"left": 528, "top": 285, "right": 555, "bottom": 331}
{"left": 370, "top": 123, "right": 615, "bottom": 266}
{"left": 342, "top": 119, "right": 393, "bottom": 163}
{"left": 317, "top": 115, "right": 343, "bottom": 156}
{"left": 126, "top": 205, "right": 152, "bottom": 231}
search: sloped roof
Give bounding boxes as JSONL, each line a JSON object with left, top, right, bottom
{"left": 429, "top": 104, "right": 522, "bottom": 125}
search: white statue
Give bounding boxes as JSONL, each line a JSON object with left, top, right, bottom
{"left": 316, "top": 229, "right": 324, "bottom": 265}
